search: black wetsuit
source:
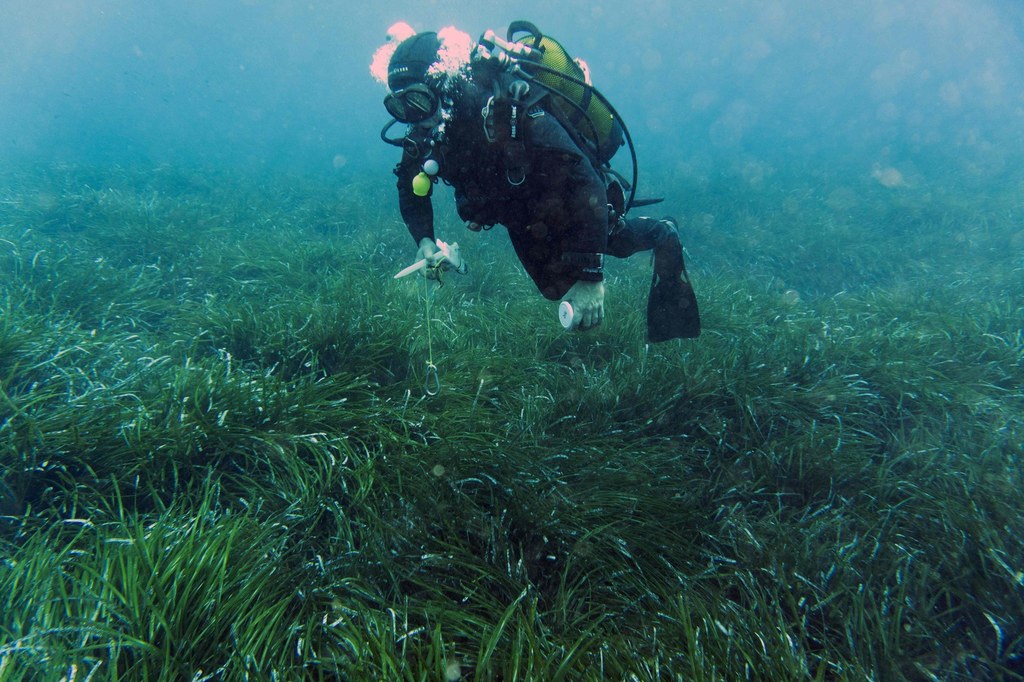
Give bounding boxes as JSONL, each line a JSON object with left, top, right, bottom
{"left": 394, "top": 77, "right": 683, "bottom": 303}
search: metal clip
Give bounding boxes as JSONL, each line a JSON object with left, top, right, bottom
{"left": 481, "top": 96, "right": 496, "bottom": 142}
{"left": 424, "top": 362, "right": 441, "bottom": 396}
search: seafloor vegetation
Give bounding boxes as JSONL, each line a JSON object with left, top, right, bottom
{"left": 0, "top": 162, "right": 1021, "bottom": 680}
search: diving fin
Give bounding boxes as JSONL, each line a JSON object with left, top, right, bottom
{"left": 646, "top": 260, "right": 700, "bottom": 342}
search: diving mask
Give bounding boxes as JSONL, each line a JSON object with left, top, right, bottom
{"left": 384, "top": 83, "right": 439, "bottom": 124}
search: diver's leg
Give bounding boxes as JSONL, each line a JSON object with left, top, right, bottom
{"left": 606, "top": 215, "right": 674, "bottom": 259}
{"left": 606, "top": 214, "right": 688, "bottom": 277}
{"left": 607, "top": 216, "right": 700, "bottom": 341}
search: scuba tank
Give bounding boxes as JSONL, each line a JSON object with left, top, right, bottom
{"left": 506, "top": 21, "right": 623, "bottom": 165}
{"left": 472, "top": 21, "right": 643, "bottom": 212}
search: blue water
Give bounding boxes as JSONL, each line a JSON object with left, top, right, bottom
{"left": 2, "top": 0, "right": 1022, "bottom": 187}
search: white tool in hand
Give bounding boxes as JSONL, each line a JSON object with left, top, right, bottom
{"left": 393, "top": 240, "right": 464, "bottom": 279}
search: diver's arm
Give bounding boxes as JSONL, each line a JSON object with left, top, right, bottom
{"left": 561, "top": 159, "right": 609, "bottom": 330}
{"left": 527, "top": 113, "right": 609, "bottom": 282}
{"left": 526, "top": 113, "right": 609, "bottom": 328}
{"left": 395, "top": 157, "right": 449, "bottom": 272}
{"left": 560, "top": 154, "right": 609, "bottom": 286}
{"left": 395, "top": 156, "right": 434, "bottom": 246}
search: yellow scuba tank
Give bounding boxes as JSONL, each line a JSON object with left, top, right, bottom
{"left": 508, "top": 21, "right": 623, "bottom": 164}
{"left": 472, "top": 21, "right": 641, "bottom": 210}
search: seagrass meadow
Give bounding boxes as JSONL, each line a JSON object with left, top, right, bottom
{"left": 0, "top": 162, "right": 1022, "bottom": 680}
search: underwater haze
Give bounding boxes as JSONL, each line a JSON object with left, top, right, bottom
{"left": 2, "top": 1, "right": 1024, "bottom": 680}
{"left": 2, "top": 0, "right": 1023, "bottom": 181}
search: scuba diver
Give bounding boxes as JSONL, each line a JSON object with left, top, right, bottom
{"left": 372, "top": 22, "right": 700, "bottom": 342}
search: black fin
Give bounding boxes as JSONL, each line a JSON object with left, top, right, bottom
{"left": 646, "top": 270, "right": 700, "bottom": 342}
